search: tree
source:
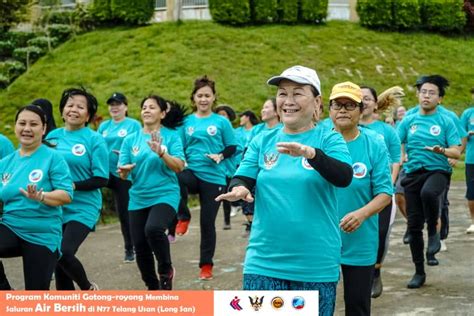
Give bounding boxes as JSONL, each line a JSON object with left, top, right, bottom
{"left": 0, "top": 0, "right": 31, "bottom": 33}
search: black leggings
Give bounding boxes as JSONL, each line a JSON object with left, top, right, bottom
{"left": 129, "top": 203, "right": 175, "bottom": 290}
{"left": 376, "top": 201, "right": 393, "bottom": 265}
{"left": 0, "top": 225, "right": 57, "bottom": 290}
{"left": 177, "top": 169, "right": 224, "bottom": 267}
{"left": 402, "top": 169, "right": 449, "bottom": 268}
{"left": 107, "top": 174, "right": 133, "bottom": 252}
{"left": 440, "top": 177, "right": 451, "bottom": 240}
{"left": 55, "top": 221, "right": 92, "bottom": 290}
{"left": 341, "top": 264, "right": 374, "bottom": 316}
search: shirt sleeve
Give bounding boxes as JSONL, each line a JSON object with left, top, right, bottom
{"left": 221, "top": 118, "right": 237, "bottom": 147}
{"left": 448, "top": 111, "right": 468, "bottom": 139}
{"left": 385, "top": 125, "right": 402, "bottom": 163}
{"left": 91, "top": 135, "right": 109, "bottom": 177}
{"left": 168, "top": 131, "right": 185, "bottom": 161}
{"left": 118, "top": 136, "right": 132, "bottom": 166}
{"left": 371, "top": 138, "right": 393, "bottom": 196}
{"left": 460, "top": 110, "right": 468, "bottom": 133}
{"left": 50, "top": 152, "right": 74, "bottom": 200}
{"left": 397, "top": 117, "right": 408, "bottom": 144}
{"left": 445, "top": 117, "right": 462, "bottom": 147}
{"left": 0, "top": 136, "right": 14, "bottom": 158}
{"left": 321, "top": 130, "right": 352, "bottom": 165}
{"left": 235, "top": 135, "right": 261, "bottom": 180}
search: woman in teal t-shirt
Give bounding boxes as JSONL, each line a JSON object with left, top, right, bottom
{"left": 217, "top": 66, "right": 353, "bottom": 316}
{"left": 0, "top": 105, "right": 73, "bottom": 290}
{"left": 175, "top": 76, "right": 237, "bottom": 281}
{"left": 98, "top": 92, "right": 141, "bottom": 263}
{"left": 46, "top": 87, "right": 109, "bottom": 290}
{"left": 330, "top": 82, "right": 392, "bottom": 315}
{"left": 118, "top": 95, "right": 185, "bottom": 290}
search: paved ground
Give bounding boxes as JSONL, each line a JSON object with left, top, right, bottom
{"left": 3, "top": 182, "right": 474, "bottom": 315}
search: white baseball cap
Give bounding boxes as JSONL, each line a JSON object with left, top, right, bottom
{"left": 267, "top": 65, "right": 321, "bottom": 96}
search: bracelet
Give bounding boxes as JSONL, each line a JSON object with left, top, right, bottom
{"left": 441, "top": 147, "right": 446, "bottom": 154}
{"left": 159, "top": 151, "right": 165, "bottom": 158}
{"left": 40, "top": 192, "right": 45, "bottom": 202}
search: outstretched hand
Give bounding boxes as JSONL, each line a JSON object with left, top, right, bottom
{"left": 276, "top": 142, "right": 315, "bottom": 159}
{"left": 20, "top": 184, "right": 44, "bottom": 202}
{"left": 424, "top": 145, "right": 444, "bottom": 155}
{"left": 147, "top": 131, "right": 164, "bottom": 156}
{"left": 215, "top": 186, "right": 253, "bottom": 203}
{"left": 117, "top": 164, "right": 136, "bottom": 180}
{"left": 340, "top": 210, "right": 366, "bottom": 233}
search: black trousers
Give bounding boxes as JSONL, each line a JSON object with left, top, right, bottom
{"left": 107, "top": 174, "right": 133, "bottom": 252}
{"left": 440, "top": 176, "right": 451, "bottom": 240}
{"left": 0, "top": 225, "right": 57, "bottom": 290}
{"left": 376, "top": 201, "right": 393, "bottom": 265}
{"left": 55, "top": 221, "right": 92, "bottom": 290}
{"left": 402, "top": 169, "right": 450, "bottom": 267}
{"left": 341, "top": 264, "right": 374, "bottom": 316}
{"left": 129, "top": 203, "right": 175, "bottom": 290}
{"left": 177, "top": 169, "right": 224, "bottom": 267}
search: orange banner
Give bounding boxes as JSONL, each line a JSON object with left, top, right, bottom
{"left": 0, "top": 291, "right": 213, "bottom": 316}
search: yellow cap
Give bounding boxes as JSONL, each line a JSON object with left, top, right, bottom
{"left": 329, "top": 81, "right": 362, "bottom": 103}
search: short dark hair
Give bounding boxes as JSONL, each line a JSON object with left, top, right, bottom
{"left": 59, "top": 87, "right": 98, "bottom": 125}
{"left": 360, "top": 85, "right": 378, "bottom": 102}
{"left": 15, "top": 105, "right": 55, "bottom": 147}
{"left": 141, "top": 95, "right": 186, "bottom": 129}
{"left": 239, "top": 110, "right": 260, "bottom": 126}
{"left": 418, "top": 75, "right": 449, "bottom": 97}
{"left": 190, "top": 75, "right": 216, "bottom": 111}
{"left": 215, "top": 104, "right": 236, "bottom": 122}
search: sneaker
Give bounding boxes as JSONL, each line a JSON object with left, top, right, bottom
{"left": 176, "top": 220, "right": 190, "bottom": 236}
{"left": 223, "top": 223, "right": 231, "bottom": 230}
{"left": 89, "top": 282, "right": 99, "bottom": 290}
{"left": 168, "top": 234, "right": 176, "bottom": 244}
{"left": 371, "top": 275, "right": 383, "bottom": 298}
{"left": 440, "top": 240, "right": 447, "bottom": 252}
{"left": 230, "top": 206, "right": 241, "bottom": 217}
{"left": 124, "top": 250, "right": 135, "bottom": 263}
{"left": 199, "top": 264, "right": 213, "bottom": 280}
{"left": 466, "top": 224, "right": 474, "bottom": 234}
{"left": 407, "top": 273, "right": 426, "bottom": 289}
{"left": 426, "top": 253, "right": 439, "bottom": 266}
{"left": 160, "top": 266, "right": 175, "bottom": 290}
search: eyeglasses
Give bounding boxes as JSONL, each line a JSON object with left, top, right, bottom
{"left": 419, "top": 89, "right": 438, "bottom": 97}
{"left": 330, "top": 101, "right": 359, "bottom": 111}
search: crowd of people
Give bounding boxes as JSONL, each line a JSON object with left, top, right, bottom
{"left": 0, "top": 66, "right": 472, "bottom": 316}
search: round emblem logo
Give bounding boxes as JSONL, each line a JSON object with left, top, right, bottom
{"left": 207, "top": 125, "right": 217, "bottom": 136}
{"left": 102, "top": 131, "right": 108, "bottom": 137}
{"left": 352, "top": 162, "right": 368, "bottom": 179}
{"left": 301, "top": 158, "right": 313, "bottom": 170}
{"left": 271, "top": 297, "right": 284, "bottom": 309}
{"left": 117, "top": 129, "right": 127, "bottom": 137}
{"left": 72, "top": 144, "right": 86, "bottom": 156}
{"left": 29, "top": 169, "right": 43, "bottom": 183}
{"left": 292, "top": 296, "right": 305, "bottom": 310}
{"left": 430, "top": 125, "right": 441, "bottom": 136}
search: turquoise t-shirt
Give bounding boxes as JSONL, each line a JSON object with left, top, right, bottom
{"left": 46, "top": 127, "right": 109, "bottom": 228}
{"left": 406, "top": 104, "right": 467, "bottom": 139}
{"left": 0, "top": 134, "right": 14, "bottom": 159}
{"left": 237, "top": 127, "right": 352, "bottom": 282}
{"left": 246, "top": 122, "right": 283, "bottom": 147}
{"left": 98, "top": 117, "right": 141, "bottom": 178}
{"left": 337, "top": 128, "right": 393, "bottom": 266}
{"left": 180, "top": 113, "right": 237, "bottom": 185}
{"left": 234, "top": 126, "right": 253, "bottom": 151}
{"left": 461, "top": 107, "right": 474, "bottom": 164}
{"left": 398, "top": 110, "right": 461, "bottom": 174}
{"left": 119, "top": 128, "right": 184, "bottom": 211}
{"left": 360, "top": 120, "right": 401, "bottom": 164}
{"left": 0, "top": 145, "right": 73, "bottom": 252}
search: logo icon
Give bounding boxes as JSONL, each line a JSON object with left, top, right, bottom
{"left": 117, "top": 129, "right": 127, "bottom": 137}
{"left": 263, "top": 152, "right": 279, "bottom": 170}
{"left": 72, "top": 144, "right": 86, "bottom": 156}
{"left": 430, "top": 125, "right": 441, "bottom": 136}
{"left": 2, "top": 173, "right": 11, "bottom": 185}
{"left": 230, "top": 296, "right": 243, "bottom": 311}
{"left": 29, "top": 169, "right": 43, "bottom": 183}
{"left": 301, "top": 158, "right": 313, "bottom": 170}
{"left": 102, "top": 131, "right": 108, "bottom": 137}
{"left": 207, "top": 125, "right": 217, "bottom": 136}
{"left": 132, "top": 146, "right": 140, "bottom": 156}
{"left": 409, "top": 124, "right": 417, "bottom": 134}
{"left": 292, "top": 296, "right": 305, "bottom": 310}
{"left": 187, "top": 126, "right": 195, "bottom": 136}
{"left": 352, "top": 162, "right": 368, "bottom": 179}
{"left": 271, "top": 297, "right": 284, "bottom": 309}
{"left": 249, "top": 296, "right": 264, "bottom": 311}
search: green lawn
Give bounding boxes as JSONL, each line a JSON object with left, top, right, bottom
{"left": 0, "top": 20, "right": 471, "bottom": 178}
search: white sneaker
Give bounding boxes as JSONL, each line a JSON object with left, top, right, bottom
{"left": 89, "top": 282, "right": 99, "bottom": 290}
{"left": 466, "top": 224, "right": 474, "bottom": 234}
{"left": 230, "top": 206, "right": 241, "bottom": 217}
{"left": 440, "top": 240, "right": 447, "bottom": 252}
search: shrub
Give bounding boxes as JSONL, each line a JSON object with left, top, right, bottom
{"left": 47, "top": 24, "right": 73, "bottom": 42}
{"left": 72, "top": 3, "right": 96, "bottom": 32}
{"left": 27, "top": 36, "right": 59, "bottom": 50}
{"left": 13, "top": 46, "right": 44, "bottom": 65}
{"left": 277, "top": 0, "right": 299, "bottom": 23}
{"left": 0, "top": 40, "right": 14, "bottom": 58}
{"left": 300, "top": 0, "right": 328, "bottom": 23}
{"left": 252, "top": 0, "right": 278, "bottom": 23}
{"left": 111, "top": 0, "right": 155, "bottom": 25}
{"left": 90, "top": 0, "right": 113, "bottom": 23}
{"left": 7, "top": 31, "right": 36, "bottom": 48}
{"left": 3, "top": 60, "right": 26, "bottom": 81}
{"left": 357, "top": 0, "right": 393, "bottom": 29}
{"left": 421, "top": 0, "right": 466, "bottom": 32}
{"left": 392, "top": 0, "right": 421, "bottom": 29}
{"left": 0, "top": 74, "right": 9, "bottom": 89}
{"left": 209, "top": 0, "right": 251, "bottom": 25}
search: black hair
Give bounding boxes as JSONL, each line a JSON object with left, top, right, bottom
{"left": 419, "top": 75, "right": 449, "bottom": 97}
{"left": 190, "top": 75, "right": 216, "bottom": 111}
{"left": 309, "top": 85, "right": 320, "bottom": 97}
{"left": 141, "top": 95, "right": 187, "bottom": 129}
{"left": 240, "top": 110, "right": 260, "bottom": 126}
{"left": 360, "top": 85, "right": 378, "bottom": 102}
{"left": 59, "top": 87, "right": 98, "bottom": 125}
{"left": 32, "top": 98, "right": 57, "bottom": 137}
{"left": 214, "top": 104, "right": 236, "bottom": 122}
{"left": 15, "top": 105, "right": 55, "bottom": 147}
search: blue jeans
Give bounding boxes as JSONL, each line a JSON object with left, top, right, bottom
{"left": 243, "top": 273, "right": 337, "bottom": 316}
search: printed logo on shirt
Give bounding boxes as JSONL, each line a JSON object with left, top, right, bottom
{"left": 409, "top": 124, "right": 417, "bottom": 134}
{"left": 469, "top": 117, "right": 474, "bottom": 125}
{"left": 352, "top": 162, "right": 368, "bottom": 179}
{"left": 117, "top": 129, "right": 127, "bottom": 137}
{"left": 263, "top": 152, "right": 279, "bottom": 170}
{"left": 377, "top": 134, "right": 385, "bottom": 141}
{"left": 28, "top": 169, "right": 43, "bottom": 183}
{"left": 430, "top": 125, "right": 441, "bottom": 136}
{"left": 187, "top": 127, "right": 195, "bottom": 136}
{"left": 2, "top": 173, "right": 12, "bottom": 185}
{"left": 132, "top": 146, "right": 140, "bottom": 156}
{"left": 207, "top": 125, "right": 217, "bottom": 136}
{"left": 102, "top": 131, "right": 108, "bottom": 137}
{"left": 72, "top": 144, "right": 86, "bottom": 156}
{"left": 301, "top": 158, "right": 313, "bottom": 170}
